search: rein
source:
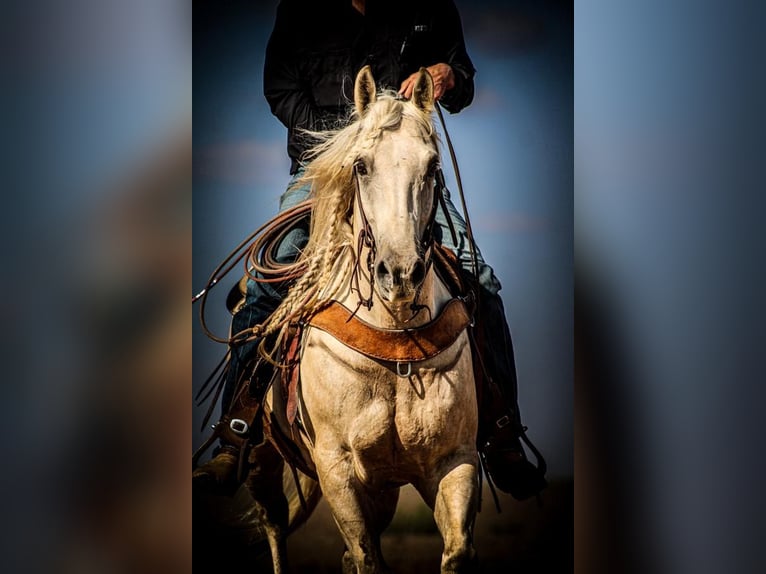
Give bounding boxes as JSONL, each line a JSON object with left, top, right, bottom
{"left": 435, "top": 102, "right": 479, "bottom": 290}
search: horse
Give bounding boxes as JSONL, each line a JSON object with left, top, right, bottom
{"left": 247, "top": 65, "right": 479, "bottom": 574}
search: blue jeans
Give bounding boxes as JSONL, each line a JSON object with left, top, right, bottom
{"left": 222, "top": 169, "right": 501, "bottom": 410}
{"left": 433, "top": 185, "right": 502, "bottom": 295}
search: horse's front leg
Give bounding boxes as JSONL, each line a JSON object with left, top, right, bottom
{"left": 314, "top": 445, "right": 387, "bottom": 574}
{"left": 419, "top": 451, "right": 479, "bottom": 574}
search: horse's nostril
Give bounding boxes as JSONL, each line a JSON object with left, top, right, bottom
{"left": 410, "top": 260, "right": 426, "bottom": 286}
{"left": 376, "top": 260, "right": 391, "bottom": 279}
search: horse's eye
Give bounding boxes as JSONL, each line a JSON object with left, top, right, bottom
{"left": 354, "top": 160, "right": 368, "bottom": 176}
{"left": 425, "top": 162, "right": 439, "bottom": 180}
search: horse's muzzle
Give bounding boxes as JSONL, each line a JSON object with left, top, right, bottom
{"left": 375, "top": 255, "right": 426, "bottom": 302}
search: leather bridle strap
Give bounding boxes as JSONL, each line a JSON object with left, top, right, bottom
{"left": 350, "top": 165, "right": 377, "bottom": 313}
{"left": 420, "top": 171, "right": 443, "bottom": 251}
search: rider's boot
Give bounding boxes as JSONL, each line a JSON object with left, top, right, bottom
{"left": 473, "top": 288, "right": 547, "bottom": 500}
{"left": 192, "top": 407, "right": 265, "bottom": 491}
{"left": 193, "top": 337, "right": 272, "bottom": 492}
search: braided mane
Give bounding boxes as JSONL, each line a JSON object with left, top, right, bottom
{"left": 259, "top": 91, "right": 437, "bottom": 347}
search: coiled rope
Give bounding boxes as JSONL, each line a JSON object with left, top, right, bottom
{"left": 193, "top": 199, "right": 314, "bottom": 345}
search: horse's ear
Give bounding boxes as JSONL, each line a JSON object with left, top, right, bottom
{"left": 354, "top": 65, "right": 377, "bottom": 117}
{"left": 412, "top": 67, "right": 434, "bottom": 113}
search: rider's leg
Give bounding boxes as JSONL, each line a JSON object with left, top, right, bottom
{"left": 434, "top": 184, "right": 546, "bottom": 498}
{"left": 193, "top": 173, "right": 312, "bottom": 488}
{"left": 433, "top": 185, "right": 502, "bottom": 297}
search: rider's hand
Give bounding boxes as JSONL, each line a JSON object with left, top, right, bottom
{"left": 399, "top": 63, "right": 455, "bottom": 101}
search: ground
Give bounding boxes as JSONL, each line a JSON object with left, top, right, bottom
{"left": 195, "top": 478, "right": 572, "bottom": 572}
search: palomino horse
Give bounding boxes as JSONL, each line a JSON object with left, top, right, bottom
{"left": 252, "top": 66, "right": 478, "bottom": 573}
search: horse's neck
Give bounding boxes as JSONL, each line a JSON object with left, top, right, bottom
{"left": 336, "top": 263, "right": 451, "bottom": 330}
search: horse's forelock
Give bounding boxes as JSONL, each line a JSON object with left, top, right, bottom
{"left": 362, "top": 94, "right": 434, "bottom": 141}
{"left": 303, "top": 93, "right": 429, "bottom": 187}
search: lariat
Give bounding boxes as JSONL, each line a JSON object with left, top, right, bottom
{"left": 193, "top": 200, "right": 313, "bottom": 344}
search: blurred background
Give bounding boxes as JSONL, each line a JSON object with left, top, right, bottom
{"left": 2, "top": 1, "right": 191, "bottom": 573}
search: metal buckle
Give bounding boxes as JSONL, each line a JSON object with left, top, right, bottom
{"left": 396, "top": 362, "right": 412, "bottom": 378}
{"left": 229, "top": 418, "right": 249, "bottom": 435}
{"left": 495, "top": 415, "right": 511, "bottom": 429}
{"left": 457, "top": 295, "right": 475, "bottom": 327}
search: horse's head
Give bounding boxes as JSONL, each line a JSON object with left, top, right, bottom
{"left": 351, "top": 66, "right": 439, "bottom": 304}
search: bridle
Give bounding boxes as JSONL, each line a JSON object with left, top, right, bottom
{"left": 348, "top": 157, "right": 443, "bottom": 322}
{"left": 348, "top": 163, "right": 377, "bottom": 313}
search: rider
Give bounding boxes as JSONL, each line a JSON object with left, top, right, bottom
{"left": 194, "top": 0, "right": 546, "bottom": 500}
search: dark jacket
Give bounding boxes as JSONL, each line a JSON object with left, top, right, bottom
{"left": 264, "top": 0, "right": 475, "bottom": 173}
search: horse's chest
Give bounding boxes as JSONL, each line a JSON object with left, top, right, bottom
{"left": 349, "top": 369, "right": 460, "bottom": 449}
{"left": 302, "top": 328, "right": 475, "bottom": 482}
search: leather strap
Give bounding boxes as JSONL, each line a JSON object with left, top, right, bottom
{"left": 284, "top": 324, "right": 303, "bottom": 426}
{"left": 308, "top": 298, "right": 471, "bottom": 363}
{"left": 262, "top": 405, "right": 318, "bottom": 481}
{"left": 433, "top": 243, "right": 467, "bottom": 298}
